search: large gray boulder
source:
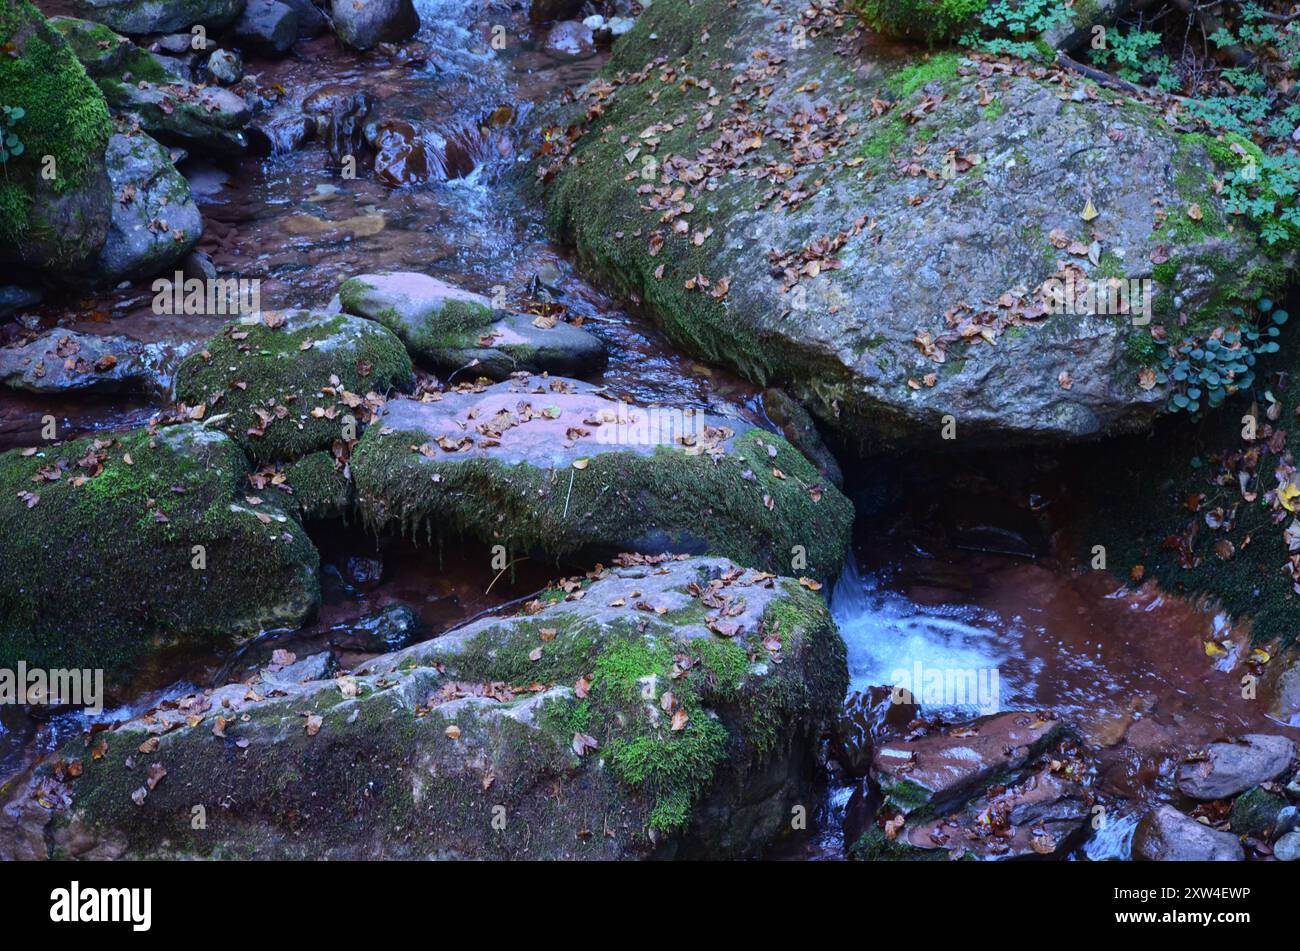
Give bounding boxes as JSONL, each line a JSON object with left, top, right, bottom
{"left": 329, "top": 0, "right": 418, "bottom": 51}
{"left": 232, "top": 0, "right": 299, "bottom": 55}
{"left": 93, "top": 132, "right": 202, "bottom": 283}
{"left": 542, "top": 0, "right": 1279, "bottom": 449}
{"left": 68, "top": 0, "right": 246, "bottom": 35}
{"left": 2, "top": 558, "right": 848, "bottom": 860}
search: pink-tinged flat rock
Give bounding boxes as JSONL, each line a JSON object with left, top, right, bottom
{"left": 872, "top": 711, "right": 1065, "bottom": 815}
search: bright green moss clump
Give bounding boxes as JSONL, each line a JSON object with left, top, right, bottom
{"left": 175, "top": 311, "right": 414, "bottom": 465}
{"left": 0, "top": 424, "right": 320, "bottom": 674}
{"left": 855, "top": 0, "right": 988, "bottom": 44}
{"left": 0, "top": 0, "right": 113, "bottom": 258}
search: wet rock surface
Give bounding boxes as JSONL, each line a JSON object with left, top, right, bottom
{"left": 0, "top": 329, "right": 179, "bottom": 396}
{"left": 1132, "top": 805, "right": 1245, "bottom": 861}
{"left": 329, "top": 0, "right": 418, "bottom": 51}
{"left": 93, "top": 131, "right": 202, "bottom": 283}
{"left": 69, "top": 0, "right": 246, "bottom": 35}
{"left": 1176, "top": 734, "right": 1296, "bottom": 801}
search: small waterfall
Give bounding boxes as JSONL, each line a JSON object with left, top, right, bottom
{"left": 830, "top": 552, "right": 1015, "bottom": 717}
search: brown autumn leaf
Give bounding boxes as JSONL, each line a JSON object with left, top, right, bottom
{"left": 671, "top": 708, "right": 689, "bottom": 731}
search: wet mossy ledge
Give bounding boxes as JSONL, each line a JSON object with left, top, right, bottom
{"left": 0, "top": 424, "right": 320, "bottom": 675}
{"left": 351, "top": 377, "right": 854, "bottom": 580}
{"left": 15, "top": 558, "right": 848, "bottom": 860}
{"left": 174, "top": 310, "right": 414, "bottom": 465}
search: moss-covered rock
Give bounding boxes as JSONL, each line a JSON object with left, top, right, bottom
{"left": 8, "top": 558, "right": 848, "bottom": 860}
{"left": 337, "top": 272, "right": 608, "bottom": 379}
{"left": 0, "top": 0, "right": 113, "bottom": 274}
{"left": 174, "top": 310, "right": 414, "bottom": 465}
{"left": 540, "top": 0, "right": 1276, "bottom": 449}
{"left": 97, "top": 72, "right": 251, "bottom": 156}
{"left": 0, "top": 424, "right": 320, "bottom": 675}
{"left": 1229, "top": 785, "right": 1287, "bottom": 839}
{"left": 352, "top": 375, "right": 853, "bottom": 578}
{"left": 69, "top": 0, "right": 246, "bottom": 36}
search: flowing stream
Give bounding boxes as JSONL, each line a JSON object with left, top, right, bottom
{"left": 4, "top": 0, "right": 1299, "bottom": 859}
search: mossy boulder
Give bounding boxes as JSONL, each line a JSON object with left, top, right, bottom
{"left": 541, "top": 0, "right": 1276, "bottom": 449}
{"left": 0, "top": 0, "right": 113, "bottom": 275}
{"left": 0, "top": 424, "right": 320, "bottom": 675}
{"left": 92, "top": 131, "right": 202, "bottom": 283}
{"left": 98, "top": 72, "right": 251, "bottom": 156}
{"left": 8, "top": 557, "right": 848, "bottom": 859}
{"left": 48, "top": 16, "right": 136, "bottom": 77}
{"left": 352, "top": 375, "right": 853, "bottom": 578}
{"left": 174, "top": 310, "right": 414, "bottom": 465}
{"left": 68, "top": 0, "right": 246, "bottom": 35}
{"left": 338, "top": 272, "right": 608, "bottom": 379}
{"left": 1229, "top": 786, "right": 1287, "bottom": 839}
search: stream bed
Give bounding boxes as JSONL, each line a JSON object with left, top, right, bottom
{"left": 4, "top": 0, "right": 1298, "bottom": 860}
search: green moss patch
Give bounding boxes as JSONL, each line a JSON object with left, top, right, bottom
{"left": 174, "top": 311, "right": 414, "bottom": 465}
{"left": 0, "top": 424, "right": 320, "bottom": 674}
